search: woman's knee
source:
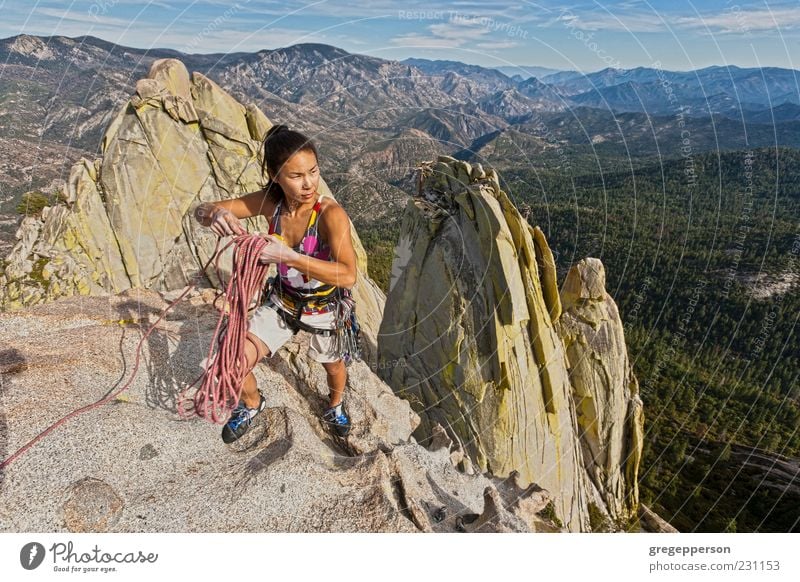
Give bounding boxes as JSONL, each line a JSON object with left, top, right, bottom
{"left": 322, "top": 359, "right": 346, "bottom": 375}
{"left": 245, "top": 333, "right": 270, "bottom": 367}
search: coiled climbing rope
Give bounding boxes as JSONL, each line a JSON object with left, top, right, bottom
{"left": 186, "top": 234, "right": 270, "bottom": 423}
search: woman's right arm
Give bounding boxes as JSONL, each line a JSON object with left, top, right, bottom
{"left": 194, "top": 188, "right": 273, "bottom": 237}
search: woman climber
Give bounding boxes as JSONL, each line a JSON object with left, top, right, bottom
{"left": 193, "top": 124, "right": 359, "bottom": 443}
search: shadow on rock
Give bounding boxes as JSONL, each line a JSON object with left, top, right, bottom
{"left": 113, "top": 298, "right": 216, "bottom": 415}
{"left": 230, "top": 408, "right": 295, "bottom": 495}
{"left": 425, "top": 472, "right": 478, "bottom": 532}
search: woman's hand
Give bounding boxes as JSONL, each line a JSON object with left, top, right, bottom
{"left": 207, "top": 206, "right": 246, "bottom": 237}
{"left": 258, "top": 234, "right": 300, "bottom": 265}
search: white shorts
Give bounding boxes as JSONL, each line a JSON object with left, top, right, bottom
{"left": 247, "top": 298, "right": 340, "bottom": 363}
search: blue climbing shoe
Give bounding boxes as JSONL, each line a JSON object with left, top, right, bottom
{"left": 321, "top": 402, "right": 351, "bottom": 437}
{"left": 222, "top": 395, "right": 266, "bottom": 444}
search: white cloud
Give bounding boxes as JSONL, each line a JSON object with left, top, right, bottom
{"left": 389, "top": 11, "right": 531, "bottom": 50}
{"left": 553, "top": 7, "right": 665, "bottom": 33}
{"left": 476, "top": 40, "right": 520, "bottom": 49}
{"left": 35, "top": 7, "right": 132, "bottom": 28}
{"left": 428, "top": 20, "right": 491, "bottom": 40}
{"left": 551, "top": 2, "right": 800, "bottom": 35}
{"left": 388, "top": 32, "right": 465, "bottom": 49}
{"left": 675, "top": 6, "right": 800, "bottom": 34}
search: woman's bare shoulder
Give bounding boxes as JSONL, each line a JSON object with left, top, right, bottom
{"left": 319, "top": 197, "right": 351, "bottom": 238}
{"left": 319, "top": 196, "right": 351, "bottom": 221}
{"left": 320, "top": 195, "right": 340, "bottom": 210}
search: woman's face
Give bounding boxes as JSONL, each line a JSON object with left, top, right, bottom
{"left": 275, "top": 149, "right": 320, "bottom": 206}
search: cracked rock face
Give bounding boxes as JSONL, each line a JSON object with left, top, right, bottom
{"left": 0, "top": 290, "right": 557, "bottom": 533}
{"left": 378, "top": 155, "right": 593, "bottom": 531}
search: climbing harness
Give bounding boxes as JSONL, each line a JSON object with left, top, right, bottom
{"left": 264, "top": 276, "right": 363, "bottom": 366}
{"left": 265, "top": 197, "right": 363, "bottom": 365}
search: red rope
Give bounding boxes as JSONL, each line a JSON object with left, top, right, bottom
{"left": 184, "top": 234, "right": 270, "bottom": 423}
{"left": 0, "top": 234, "right": 269, "bottom": 471}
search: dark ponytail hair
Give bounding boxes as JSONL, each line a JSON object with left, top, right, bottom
{"left": 261, "top": 124, "right": 319, "bottom": 203}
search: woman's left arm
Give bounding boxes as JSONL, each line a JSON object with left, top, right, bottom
{"left": 281, "top": 206, "right": 358, "bottom": 288}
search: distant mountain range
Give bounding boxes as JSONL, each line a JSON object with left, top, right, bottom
{"left": 1, "top": 33, "right": 799, "bottom": 252}
{"left": 402, "top": 57, "right": 800, "bottom": 120}
{"left": 403, "top": 58, "right": 565, "bottom": 82}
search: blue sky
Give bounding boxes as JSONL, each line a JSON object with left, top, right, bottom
{"left": 1, "top": 0, "right": 798, "bottom": 73}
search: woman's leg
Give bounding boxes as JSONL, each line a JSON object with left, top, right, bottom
{"left": 221, "top": 332, "right": 272, "bottom": 444}
{"left": 321, "top": 359, "right": 347, "bottom": 407}
{"left": 240, "top": 332, "right": 270, "bottom": 408}
{"left": 320, "top": 358, "right": 351, "bottom": 436}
